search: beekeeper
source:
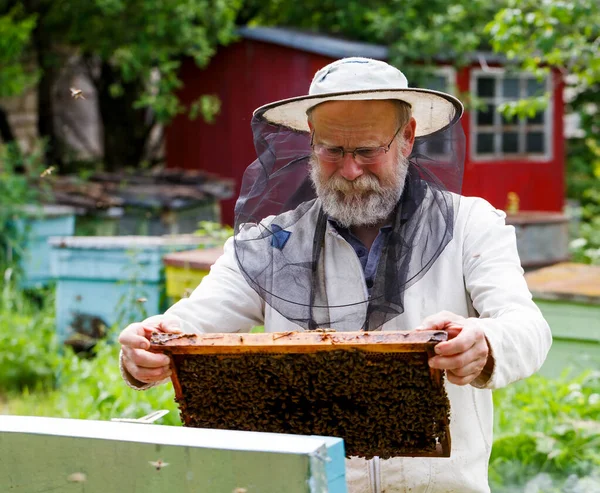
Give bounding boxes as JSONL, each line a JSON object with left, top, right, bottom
{"left": 118, "top": 57, "right": 552, "bottom": 493}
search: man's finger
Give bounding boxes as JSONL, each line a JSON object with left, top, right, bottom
{"left": 415, "top": 310, "right": 466, "bottom": 331}
{"left": 444, "top": 357, "right": 488, "bottom": 377}
{"left": 118, "top": 323, "right": 150, "bottom": 349}
{"left": 434, "top": 328, "right": 478, "bottom": 356}
{"left": 123, "top": 346, "right": 171, "bottom": 368}
{"left": 429, "top": 344, "right": 478, "bottom": 370}
{"left": 446, "top": 369, "right": 480, "bottom": 386}
{"left": 133, "top": 366, "right": 172, "bottom": 383}
{"left": 143, "top": 323, "right": 182, "bottom": 335}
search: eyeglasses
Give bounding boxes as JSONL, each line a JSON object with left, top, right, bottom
{"left": 310, "top": 127, "right": 402, "bottom": 165}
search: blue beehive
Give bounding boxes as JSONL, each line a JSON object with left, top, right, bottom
{"left": 15, "top": 205, "right": 76, "bottom": 289}
{"left": 50, "top": 235, "right": 203, "bottom": 342}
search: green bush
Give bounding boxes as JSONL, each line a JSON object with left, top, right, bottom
{"left": 7, "top": 334, "right": 181, "bottom": 425}
{"left": 490, "top": 372, "right": 600, "bottom": 492}
{"left": 0, "top": 279, "right": 180, "bottom": 424}
{"left": 0, "top": 281, "right": 62, "bottom": 393}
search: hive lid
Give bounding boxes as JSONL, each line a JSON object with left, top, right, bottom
{"left": 162, "top": 247, "right": 225, "bottom": 270}
{"left": 505, "top": 211, "right": 569, "bottom": 225}
{"left": 48, "top": 234, "right": 203, "bottom": 250}
{"left": 525, "top": 262, "right": 600, "bottom": 304}
{"left": 151, "top": 330, "right": 451, "bottom": 459}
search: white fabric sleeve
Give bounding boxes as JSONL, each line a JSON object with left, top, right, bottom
{"left": 461, "top": 198, "right": 552, "bottom": 390}
{"left": 120, "top": 235, "right": 265, "bottom": 390}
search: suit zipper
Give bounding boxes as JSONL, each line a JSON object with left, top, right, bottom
{"left": 369, "top": 456, "right": 381, "bottom": 493}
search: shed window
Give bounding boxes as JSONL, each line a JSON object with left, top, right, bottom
{"left": 471, "top": 70, "right": 552, "bottom": 160}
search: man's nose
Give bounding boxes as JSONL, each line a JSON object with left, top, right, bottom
{"left": 338, "top": 153, "right": 363, "bottom": 181}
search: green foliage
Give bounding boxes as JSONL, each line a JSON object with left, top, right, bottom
{"left": 487, "top": 1, "right": 600, "bottom": 266}
{"left": 0, "top": 6, "right": 38, "bottom": 98}
{"left": 0, "top": 143, "right": 48, "bottom": 276}
{"left": 487, "top": 0, "right": 600, "bottom": 86}
{"left": 0, "top": 282, "right": 61, "bottom": 393}
{"left": 195, "top": 220, "right": 234, "bottom": 243}
{"left": 242, "top": 0, "right": 507, "bottom": 83}
{"left": 490, "top": 372, "right": 600, "bottom": 492}
{"left": 54, "top": 0, "right": 242, "bottom": 124}
{"left": 7, "top": 332, "right": 181, "bottom": 425}
{"left": 0, "top": 281, "right": 180, "bottom": 424}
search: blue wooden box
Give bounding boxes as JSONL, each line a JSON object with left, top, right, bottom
{"left": 50, "top": 235, "right": 202, "bottom": 342}
{"left": 1, "top": 416, "right": 347, "bottom": 492}
{"left": 14, "top": 205, "right": 76, "bottom": 289}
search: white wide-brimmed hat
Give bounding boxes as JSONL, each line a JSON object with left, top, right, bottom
{"left": 254, "top": 57, "right": 464, "bottom": 138}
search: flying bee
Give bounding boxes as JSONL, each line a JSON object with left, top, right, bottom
{"left": 67, "top": 472, "right": 87, "bottom": 483}
{"left": 40, "top": 166, "right": 55, "bottom": 178}
{"left": 136, "top": 297, "right": 147, "bottom": 303}
{"left": 70, "top": 87, "right": 85, "bottom": 100}
{"left": 149, "top": 460, "right": 169, "bottom": 470}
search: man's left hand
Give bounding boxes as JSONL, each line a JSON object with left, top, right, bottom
{"left": 416, "top": 311, "right": 493, "bottom": 386}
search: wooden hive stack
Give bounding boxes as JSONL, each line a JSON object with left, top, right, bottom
{"left": 150, "top": 330, "right": 451, "bottom": 459}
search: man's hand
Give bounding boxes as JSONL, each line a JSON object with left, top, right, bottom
{"left": 118, "top": 315, "right": 182, "bottom": 384}
{"left": 416, "top": 311, "right": 494, "bottom": 386}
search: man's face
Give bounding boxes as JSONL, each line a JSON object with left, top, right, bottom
{"left": 308, "top": 100, "right": 416, "bottom": 228}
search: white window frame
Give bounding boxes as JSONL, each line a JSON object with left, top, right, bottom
{"left": 470, "top": 68, "right": 553, "bottom": 162}
{"left": 425, "top": 66, "right": 457, "bottom": 95}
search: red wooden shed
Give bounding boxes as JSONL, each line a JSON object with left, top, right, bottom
{"left": 166, "top": 27, "right": 565, "bottom": 227}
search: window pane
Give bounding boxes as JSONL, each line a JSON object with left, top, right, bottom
{"left": 502, "top": 132, "right": 519, "bottom": 153}
{"left": 527, "top": 78, "right": 545, "bottom": 96}
{"left": 526, "top": 132, "right": 545, "bottom": 153}
{"left": 476, "top": 133, "right": 495, "bottom": 154}
{"left": 527, "top": 111, "right": 545, "bottom": 124}
{"left": 477, "top": 77, "right": 496, "bottom": 97}
{"left": 502, "top": 78, "right": 520, "bottom": 99}
{"left": 427, "top": 74, "right": 449, "bottom": 93}
{"left": 477, "top": 105, "right": 495, "bottom": 125}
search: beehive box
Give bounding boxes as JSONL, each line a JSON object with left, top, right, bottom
{"left": 49, "top": 235, "right": 202, "bottom": 342}
{"left": 150, "top": 330, "right": 451, "bottom": 459}
{"left": 163, "top": 247, "right": 224, "bottom": 301}
{"left": 13, "top": 205, "right": 76, "bottom": 288}
{"left": 524, "top": 262, "right": 600, "bottom": 377}
{"left": 1, "top": 415, "right": 346, "bottom": 493}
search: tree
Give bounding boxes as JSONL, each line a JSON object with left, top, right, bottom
{"left": 0, "top": 6, "right": 37, "bottom": 147}
{"left": 1, "top": 0, "right": 242, "bottom": 171}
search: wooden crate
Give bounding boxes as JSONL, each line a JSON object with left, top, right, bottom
{"left": 150, "top": 330, "right": 451, "bottom": 459}
{"left": 524, "top": 262, "right": 600, "bottom": 377}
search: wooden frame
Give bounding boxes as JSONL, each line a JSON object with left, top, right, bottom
{"left": 150, "top": 330, "right": 451, "bottom": 459}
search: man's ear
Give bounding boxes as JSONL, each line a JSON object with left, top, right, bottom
{"left": 401, "top": 117, "right": 417, "bottom": 157}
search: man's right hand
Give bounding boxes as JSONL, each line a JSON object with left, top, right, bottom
{"left": 118, "top": 315, "right": 182, "bottom": 384}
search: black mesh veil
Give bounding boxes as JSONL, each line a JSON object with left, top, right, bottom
{"left": 234, "top": 107, "right": 465, "bottom": 332}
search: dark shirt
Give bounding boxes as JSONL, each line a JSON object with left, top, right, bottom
{"left": 329, "top": 219, "right": 392, "bottom": 292}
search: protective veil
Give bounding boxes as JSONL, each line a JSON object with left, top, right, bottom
{"left": 233, "top": 104, "right": 465, "bottom": 331}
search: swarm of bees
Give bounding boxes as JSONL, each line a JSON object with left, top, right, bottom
{"left": 173, "top": 348, "right": 450, "bottom": 459}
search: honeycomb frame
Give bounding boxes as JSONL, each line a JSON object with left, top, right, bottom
{"left": 150, "top": 330, "right": 451, "bottom": 459}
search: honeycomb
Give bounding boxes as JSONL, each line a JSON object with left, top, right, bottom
{"left": 150, "top": 330, "right": 451, "bottom": 459}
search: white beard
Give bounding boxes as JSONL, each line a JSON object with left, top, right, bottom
{"left": 309, "top": 154, "right": 409, "bottom": 228}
